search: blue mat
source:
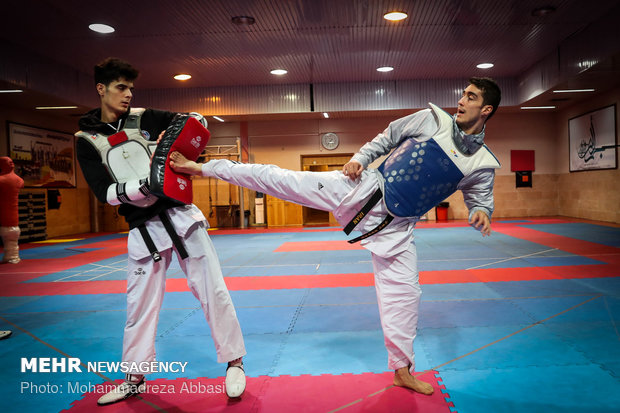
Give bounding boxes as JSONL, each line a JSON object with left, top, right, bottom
{"left": 421, "top": 323, "right": 592, "bottom": 371}
{"left": 521, "top": 223, "right": 620, "bottom": 247}
{"left": 439, "top": 365, "right": 620, "bottom": 413}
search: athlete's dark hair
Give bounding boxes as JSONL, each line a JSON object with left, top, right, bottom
{"left": 94, "top": 57, "right": 139, "bottom": 86}
{"left": 469, "top": 77, "right": 501, "bottom": 120}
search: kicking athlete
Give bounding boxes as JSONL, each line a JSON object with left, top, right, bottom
{"left": 169, "top": 77, "right": 501, "bottom": 395}
{"left": 76, "top": 57, "right": 246, "bottom": 405}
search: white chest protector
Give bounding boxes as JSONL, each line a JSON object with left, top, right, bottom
{"left": 75, "top": 108, "right": 158, "bottom": 207}
{"left": 378, "top": 103, "right": 500, "bottom": 218}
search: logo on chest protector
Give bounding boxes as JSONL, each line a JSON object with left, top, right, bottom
{"left": 177, "top": 177, "right": 188, "bottom": 190}
{"left": 134, "top": 268, "right": 145, "bottom": 276}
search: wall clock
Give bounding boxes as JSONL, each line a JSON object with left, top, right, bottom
{"left": 321, "top": 132, "right": 339, "bottom": 150}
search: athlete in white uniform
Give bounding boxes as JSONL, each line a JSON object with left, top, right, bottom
{"left": 76, "top": 58, "right": 246, "bottom": 405}
{"left": 170, "top": 77, "right": 502, "bottom": 395}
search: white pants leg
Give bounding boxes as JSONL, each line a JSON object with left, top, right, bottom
{"left": 123, "top": 249, "right": 172, "bottom": 366}
{"left": 178, "top": 225, "right": 246, "bottom": 363}
{"left": 371, "top": 241, "right": 420, "bottom": 373}
{"left": 203, "top": 160, "right": 355, "bottom": 211}
{"left": 0, "top": 226, "right": 21, "bottom": 263}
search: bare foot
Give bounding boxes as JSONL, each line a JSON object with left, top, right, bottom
{"left": 170, "top": 151, "right": 202, "bottom": 175}
{"left": 393, "top": 367, "right": 434, "bottom": 395}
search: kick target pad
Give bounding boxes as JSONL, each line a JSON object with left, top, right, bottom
{"left": 150, "top": 115, "right": 210, "bottom": 204}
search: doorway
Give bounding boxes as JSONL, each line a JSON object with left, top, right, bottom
{"left": 301, "top": 154, "right": 353, "bottom": 226}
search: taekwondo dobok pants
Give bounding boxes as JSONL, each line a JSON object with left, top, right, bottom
{"left": 202, "top": 159, "right": 420, "bottom": 373}
{"left": 123, "top": 205, "right": 246, "bottom": 372}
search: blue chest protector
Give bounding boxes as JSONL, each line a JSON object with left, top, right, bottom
{"left": 378, "top": 103, "right": 500, "bottom": 218}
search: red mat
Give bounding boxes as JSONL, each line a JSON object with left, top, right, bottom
{"left": 2, "top": 262, "right": 618, "bottom": 296}
{"left": 62, "top": 371, "right": 453, "bottom": 413}
{"left": 275, "top": 240, "right": 364, "bottom": 252}
{"left": 1, "top": 221, "right": 617, "bottom": 297}
{"left": 0, "top": 237, "right": 127, "bottom": 277}
{"left": 493, "top": 226, "right": 619, "bottom": 264}
{"left": 210, "top": 227, "right": 341, "bottom": 235}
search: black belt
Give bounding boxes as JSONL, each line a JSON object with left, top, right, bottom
{"left": 343, "top": 188, "right": 394, "bottom": 244}
{"left": 137, "top": 212, "right": 189, "bottom": 262}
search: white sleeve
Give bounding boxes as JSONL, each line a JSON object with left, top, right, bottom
{"left": 351, "top": 109, "right": 434, "bottom": 168}
{"left": 105, "top": 178, "right": 150, "bottom": 206}
{"left": 457, "top": 169, "right": 496, "bottom": 220}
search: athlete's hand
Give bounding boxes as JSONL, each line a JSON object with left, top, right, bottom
{"left": 470, "top": 210, "right": 491, "bottom": 236}
{"left": 343, "top": 161, "right": 364, "bottom": 180}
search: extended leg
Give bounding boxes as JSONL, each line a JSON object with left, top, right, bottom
{"left": 170, "top": 154, "right": 355, "bottom": 212}
{"left": 206, "top": 159, "right": 356, "bottom": 211}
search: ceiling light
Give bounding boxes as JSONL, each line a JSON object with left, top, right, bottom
{"left": 89, "top": 23, "right": 115, "bottom": 34}
{"left": 213, "top": 116, "right": 225, "bottom": 122}
{"left": 376, "top": 66, "right": 394, "bottom": 72}
{"left": 531, "top": 6, "right": 556, "bottom": 17}
{"left": 322, "top": 112, "right": 329, "bottom": 118}
{"left": 0, "top": 89, "right": 23, "bottom": 93}
{"left": 174, "top": 74, "right": 192, "bottom": 81}
{"left": 383, "top": 11, "right": 408, "bottom": 21}
{"left": 476, "top": 63, "right": 494, "bottom": 69}
{"left": 35, "top": 106, "right": 78, "bottom": 110}
{"left": 553, "top": 89, "right": 595, "bottom": 93}
{"left": 231, "top": 16, "right": 255, "bottom": 25}
{"left": 520, "top": 106, "right": 556, "bottom": 110}
{"left": 270, "top": 69, "right": 288, "bottom": 75}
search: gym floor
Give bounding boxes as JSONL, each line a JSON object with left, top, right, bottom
{"left": 1, "top": 217, "right": 618, "bottom": 412}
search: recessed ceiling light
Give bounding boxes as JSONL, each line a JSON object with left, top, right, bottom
{"left": 232, "top": 16, "right": 255, "bottom": 25}
{"left": 89, "top": 23, "right": 115, "bottom": 34}
{"left": 578, "top": 60, "right": 599, "bottom": 70}
{"left": 531, "top": 6, "right": 556, "bottom": 17}
{"left": 0, "top": 89, "right": 23, "bottom": 93}
{"left": 174, "top": 74, "right": 192, "bottom": 81}
{"left": 383, "top": 12, "right": 408, "bottom": 21}
{"left": 270, "top": 69, "right": 288, "bottom": 75}
{"left": 552, "top": 89, "right": 595, "bottom": 93}
{"left": 322, "top": 112, "right": 329, "bottom": 118}
{"left": 213, "top": 116, "right": 225, "bottom": 122}
{"left": 35, "top": 106, "right": 78, "bottom": 110}
{"left": 476, "top": 63, "right": 494, "bottom": 69}
{"left": 376, "top": 66, "right": 394, "bottom": 72}
{"left": 520, "top": 106, "right": 556, "bottom": 110}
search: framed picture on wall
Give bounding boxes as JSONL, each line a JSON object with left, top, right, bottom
{"left": 7, "top": 122, "right": 76, "bottom": 187}
{"left": 568, "top": 104, "right": 617, "bottom": 172}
